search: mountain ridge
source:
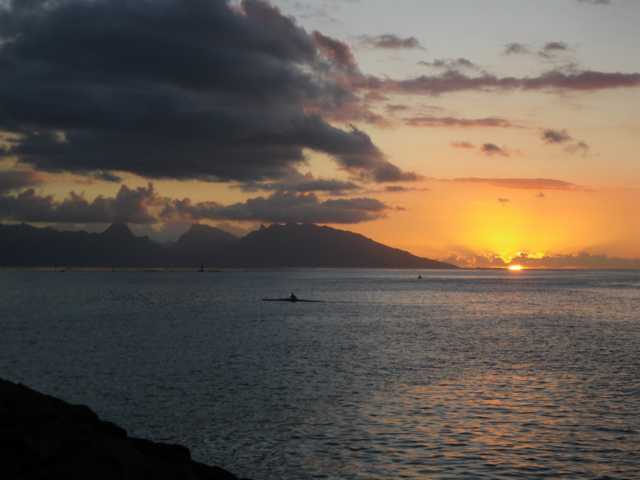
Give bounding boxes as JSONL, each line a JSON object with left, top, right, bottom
{"left": 0, "top": 222, "right": 457, "bottom": 269}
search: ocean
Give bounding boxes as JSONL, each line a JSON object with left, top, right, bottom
{"left": 1, "top": 269, "right": 639, "bottom": 479}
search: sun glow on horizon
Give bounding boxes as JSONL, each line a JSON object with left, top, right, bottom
{"left": 508, "top": 265, "right": 524, "bottom": 272}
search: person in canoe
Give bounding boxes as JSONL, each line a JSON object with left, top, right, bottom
{"left": 289, "top": 292, "right": 298, "bottom": 302}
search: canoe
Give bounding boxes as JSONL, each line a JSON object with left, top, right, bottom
{"left": 262, "top": 298, "right": 323, "bottom": 303}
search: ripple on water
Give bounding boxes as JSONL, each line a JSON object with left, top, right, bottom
{"left": 0, "top": 269, "right": 639, "bottom": 479}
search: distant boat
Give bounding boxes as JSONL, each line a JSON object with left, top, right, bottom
{"left": 263, "top": 293, "right": 322, "bottom": 303}
{"left": 262, "top": 298, "right": 323, "bottom": 303}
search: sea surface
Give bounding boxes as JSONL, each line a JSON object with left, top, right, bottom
{"left": 1, "top": 269, "right": 639, "bottom": 479}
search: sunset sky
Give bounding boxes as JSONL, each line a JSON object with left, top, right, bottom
{"left": 1, "top": 0, "right": 639, "bottom": 267}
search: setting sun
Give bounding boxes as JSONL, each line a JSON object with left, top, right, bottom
{"left": 508, "top": 265, "right": 524, "bottom": 272}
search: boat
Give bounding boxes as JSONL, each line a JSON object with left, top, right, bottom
{"left": 263, "top": 293, "right": 322, "bottom": 303}
{"left": 262, "top": 298, "right": 323, "bottom": 303}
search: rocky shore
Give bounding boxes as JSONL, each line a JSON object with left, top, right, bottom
{"left": 0, "top": 378, "right": 249, "bottom": 480}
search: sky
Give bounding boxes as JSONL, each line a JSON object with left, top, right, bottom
{"left": 0, "top": 0, "right": 639, "bottom": 267}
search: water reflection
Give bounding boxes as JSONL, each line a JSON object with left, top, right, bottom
{"left": 357, "top": 367, "right": 639, "bottom": 478}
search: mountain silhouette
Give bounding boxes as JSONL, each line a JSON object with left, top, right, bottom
{"left": 226, "top": 223, "right": 454, "bottom": 268}
{"left": 169, "top": 224, "right": 238, "bottom": 265}
{"left": 0, "top": 223, "right": 161, "bottom": 267}
{"left": 101, "top": 222, "right": 136, "bottom": 241}
{"left": 0, "top": 222, "right": 456, "bottom": 269}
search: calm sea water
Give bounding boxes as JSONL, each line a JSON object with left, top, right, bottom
{"left": 1, "top": 269, "right": 639, "bottom": 479}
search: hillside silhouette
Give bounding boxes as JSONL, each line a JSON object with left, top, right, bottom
{"left": 0, "top": 222, "right": 456, "bottom": 269}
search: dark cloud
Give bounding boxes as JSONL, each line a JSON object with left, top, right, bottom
{"left": 372, "top": 69, "right": 640, "bottom": 96}
{"left": 542, "top": 129, "right": 573, "bottom": 144}
{"left": 449, "top": 177, "right": 588, "bottom": 191}
{"left": 162, "top": 191, "right": 389, "bottom": 224}
{"left": 0, "top": 169, "right": 42, "bottom": 193}
{"left": 541, "top": 41, "right": 569, "bottom": 53}
{"left": 360, "top": 34, "right": 424, "bottom": 50}
{"left": 418, "top": 57, "right": 480, "bottom": 72}
{"left": 504, "top": 41, "right": 571, "bottom": 60}
{"left": 312, "top": 31, "right": 357, "bottom": 72}
{"left": 542, "top": 129, "right": 590, "bottom": 155}
{"left": 385, "top": 104, "right": 409, "bottom": 114}
{"left": 449, "top": 142, "right": 512, "bottom": 156}
{"left": 0, "top": 179, "right": 392, "bottom": 225}
{"left": 91, "top": 171, "right": 123, "bottom": 183}
{"left": 385, "top": 186, "right": 411, "bottom": 193}
{"left": 0, "top": 0, "right": 416, "bottom": 183}
{"left": 504, "top": 43, "right": 531, "bottom": 55}
{"left": 481, "top": 143, "right": 510, "bottom": 157}
{"left": 382, "top": 185, "right": 429, "bottom": 193}
{"left": 539, "top": 41, "right": 571, "bottom": 59}
{"left": 565, "top": 140, "right": 590, "bottom": 156}
{"left": 0, "top": 183, "right": 159, "bottom": 224}
{"left": 239, "top": 172, "right": 361, "bottom": 195}
{"left": 405, "top": 116, "right": 518, "bottom": 128}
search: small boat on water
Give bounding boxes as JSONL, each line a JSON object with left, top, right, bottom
{"left": 263, "top": 298, "right": 323, "bottom": 303}
{"left": 262, "top": 293, "right": 323, "bottom": 303}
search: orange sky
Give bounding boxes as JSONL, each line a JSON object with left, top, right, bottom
{"left": 1, "top": 0, "right": 639, "bottom": 267}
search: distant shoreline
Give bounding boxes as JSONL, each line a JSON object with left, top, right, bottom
{"left": 1, "top": 266, "right": 639, "bottom": 272}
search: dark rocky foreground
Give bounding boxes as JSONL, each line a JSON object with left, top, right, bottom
{"left": 0, "top": 379, "right": 249, "bottom": 480}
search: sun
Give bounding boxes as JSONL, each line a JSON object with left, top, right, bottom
{"left": 508, "top": 264, "right": 524, "bottom": 271}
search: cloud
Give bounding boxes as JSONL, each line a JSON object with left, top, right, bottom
{"left": 542, "top": 129, "right": 573, "bottom": 144}
{"left": 0, "top": 169, "right": 42, "bottom": 193}
{"left": 565, "top": 140, "right": 590, "bottom": 156}
{"left": 539, "top": 41, "right": 570, "bottom": 59}
{"left": 0, "top": 0, "right": 416, "bottom": 183}
{"left": 448, "top": 177, "right": 588, "bottom": 191}
{"left": 91, "top": 171, "right": 123, "bottom": 183}
{"left": 405, "top": 116, "right": 518, "bottom": 128}
{"left": 312, "top": 31, "right": 358, "bottom": 72}
{"left": 375, "top": 69, "right": 640, "bottom": 96}
{"left": 162, "top": 191, "right": 389, "bottom": 224}
{"left": 239, "top": 172, "right": 361, "bottom": 195}
{"left": 503, "top": 43, "right": 531, "bottom": 56}
{"left": 385, "top": 104, "right": 409, "bottom": 114}
{"left": 0, "top": 183, "right": 159, "bottom": 224}
{"left": 365, "top": 185, "right": 430, "bottom": 194}
{"left": 418, "top": 57, "right": 480, "bottom": 72}
{"left": 577, "top": 0, "right": 612, "bottom": 5}
{"left": 450, "top": 142, "right": 513, "bottom": 156}
{"left": 360, "top": 34, "right": 424, "bottom": 50}
{"left": 481, "top": 143, "right": 510, "bottom": 157}
{"left": 384, "top": 186, "right": 411, "bottom": 193}
{"left": 447, "top": 251, "right": 640, "bottom": 269}
{"left": 0, "top": 181, "right": 392, "bottom": 225}
{"left": 451, "top": 141, "right": 476, "bottom": 149}
{"left": 541, "top": 129, "right": 590, "bottom": 155}
{"left": 504, "top": 41, "right": 571, "bottom": 60}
